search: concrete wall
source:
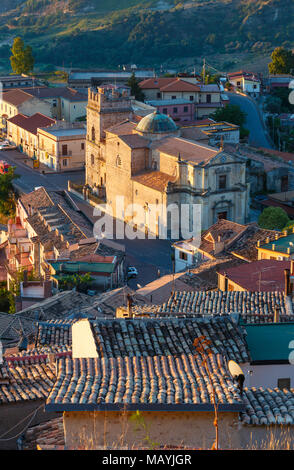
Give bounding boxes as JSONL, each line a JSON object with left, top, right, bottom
{"left": 63, "top": 410, "right": 241, "bottom": 450}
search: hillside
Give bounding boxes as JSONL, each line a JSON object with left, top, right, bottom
{"left": 0, "top": 0, "right": 293, "bottom": 72}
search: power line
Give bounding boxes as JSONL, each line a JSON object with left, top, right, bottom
{"left": 0, "top": 404, "right": 44, "bottom": 441}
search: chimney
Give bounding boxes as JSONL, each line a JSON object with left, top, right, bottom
{"left": 285, "top": 269, "right": 290, "bottom": 296}
{"left": 274, "top": 306, "right": 280, "bottom": 323}
{"left": 272, "top": 244, "right": 275, "bottom": 251}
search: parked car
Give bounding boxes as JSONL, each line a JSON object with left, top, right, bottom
{"left": 127, "top": 267, "right": 138, "bottom": 278}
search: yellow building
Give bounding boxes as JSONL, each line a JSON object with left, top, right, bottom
{"left": 86, "top": 85, "right": 249, "bottom": 235}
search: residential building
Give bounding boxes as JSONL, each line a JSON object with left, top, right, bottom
{"left": 257, "top": 230, "right": 294, "bottom": 261}
{"left": 173, "top": 219, "right": 279, "bottom": 271}
{"left": 38, "top": 124, "right": 86, "bottom": 171}
{"left": 227, "top": 71, "right": 261, "bottom": 97}
{"left": 26, "top": 87, "right": 87, "bottom": 122}
{"left": 0, "top": 74, "right": 37, "bottom": 89}
{"left": 139, "top": 78, "right": 224, "bottom": 119}
{"left": 217, "top": 259, "right": 291, "bottom": 292}
{"left": 7, "top": 113, "right": 55, "bottom": 158}
{"left": 267, "top": 74, "right": 294, "bottom": 91}
{"left": 5, "top": 187, "right": 125, "bottom": 296}
{"left": 0, "top": 89, "right": 52, "bottom": 130}
{"left": 45, "top": 316, "right": 248, "bottom": 449}
{"left": 146, "top": 98, "right": 195, "bottom": 122}
{"left": 68, "top": 68, "right": 155, "bottom": 90}
{"left": 85, "top": 86, "right": 249, "bottom": 235}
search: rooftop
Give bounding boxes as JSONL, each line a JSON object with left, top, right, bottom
{"left": 156, "top": 137, "right": 219, "bottom": 164}
{"left": 7, "top": 113, "right": 55, "bottom": 135}
{"left": 132, "top": 170, "right": 176, "bottom": 192}
{"left": 46, "top": 353, "right": 243, "bottom": 411}
{"left": 218, "top": 259, "right": 291, "bottom": 293}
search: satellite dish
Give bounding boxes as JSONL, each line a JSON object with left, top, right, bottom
{"left": 228, "top": 360, "right": 244, "bottom": 378}
{"left": 228, "top": 360, "right": 245, "bottom": 395}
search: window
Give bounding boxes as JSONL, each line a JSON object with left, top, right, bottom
{"left": 62, "top": 144, "right": 68, "bottom": 156}
{"left": 278, "top": 378, "right": 290, "bottom": 390}
{"left": 173, "top": 107, "right": 178, "bottom": 114}
{"left": 157, "top": 92, "right": 161, "bottom": 98}
{"left": 116, "top": 155, "right": 122, "bottom": 167}
{"left": 81, "top": 143, "right": 85, "bottom": 150}
{"left": 91, "top": 154, "right": 95, "bottom": 165}
{"left": 91, "top": 126, "right": 95, "bottom": 142}
{"left": 189, "top": 96, "right": 194, "bottom": 101}
{"left": 184, "top": 106, "right": 188, "bottom": 113}
{"left": 179, "top": 251, "right": 188, "bottom": 261}
{"left": 163, "top": 108, "right": 168, "bottom": 114}
{"left": 207, "top": 94, "right": 211, "bottom": 103}
{"left": 218, "top": 174, "right": 227, "bottom": 190}
{"left": 63, "top": 159, "right": 68, "bottom": 167}
{"left": 172, "top": 96, "right": 176, "bottom": 100}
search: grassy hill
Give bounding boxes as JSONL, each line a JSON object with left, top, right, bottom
{"left": 0, "top": 0, "right": 293, "bottom": 72}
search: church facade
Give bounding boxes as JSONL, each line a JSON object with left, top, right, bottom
{"left": 85, "top": 85, "right": 249, "bottom": 237}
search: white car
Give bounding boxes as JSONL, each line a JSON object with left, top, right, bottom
{"left": 0, "top": 143, "right": 11, "bottom": 150}
{"left": 127, "top": 267, "right": 138, "bottom": 278}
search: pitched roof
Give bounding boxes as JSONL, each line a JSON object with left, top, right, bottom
{"left": 27, "top": 86, "right": 87, "bottom": 102}
{"left": 23, "top": 417, "right": 65, "bottom": 450}
{"left": 132, "top": 170, "right": 176, "bottom": 192}
{"left": 0, "top": 355, "right": 56, "bottom": 405}
{"left": 118, "top": 133, "right": 149, "bottom": 149}
{"left": 241, "top": 387, "right": 294, "bottom": 426}
{"left": 2, "top": 89, "right": 34, "bottom": 106}
{"left": 198, "top": 219, "right": 249, "bottom": 258}
{"left": 217, "top": 259, "right": 290, "bottom": 293}
{"left": 46, "top": 353, "right": 244, "bottom": 411}
{"left": 88, "top": 316, "right": 250, "bottom": 363}
{"left": 158, "top": 290, "right": 288, "bottom": 320}
{"left": 156, "top": 137, "right": 219, "bottom": 164}
{"left": 138, "top": 78, "right": 177, "bottom": 90}
{"left": 229, "top": 224, "right": 279, "bottom": 261}
{"left": 7, "top": 113, "right": 55, "bottom": 135}
{"left": 160, "top": 79, "right": 200, "bottom": 93}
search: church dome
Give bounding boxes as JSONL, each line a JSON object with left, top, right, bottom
{"left": 136, "top": 110, "right": 178, "bottom": 134}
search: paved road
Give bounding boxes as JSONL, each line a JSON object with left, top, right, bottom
{"left": 227, "top": 92, "right": 273, "bottom": 149}
{"left": 0, "top": 149, "right": 84, "bottom": 193}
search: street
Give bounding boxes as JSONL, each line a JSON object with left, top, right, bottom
{"left": 3, "top": 148, "right": 173, "bottom": 289}
{"left": 228, "top": 92, "right": 273, "bottom": 149}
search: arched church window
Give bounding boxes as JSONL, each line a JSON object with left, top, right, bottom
{"left": 116, "top": 155, "right": 122, "bottom": 167}
{"left": 91, "top": 126, "right": 95, "bottom": 142}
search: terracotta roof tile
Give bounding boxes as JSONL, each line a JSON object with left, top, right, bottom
{"left": 132, "top": 170, "right": 176, "bottom": 192}
{"left": 242, "top": 387, "right": 294, "bottom": 426}
{"left": 8, "top": 113, "right": 55, "bottom": 135}
{"left": 46, "top": 353, "right": 243, "bottom": 409}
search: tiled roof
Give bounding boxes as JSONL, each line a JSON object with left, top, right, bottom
{"left": 160, "top": 79, "right": 200, "bottom": 93}
{"left": 217, "top": 259, "right": 290, "bottom": 293}
{"left": 46, "top": 353, "right": 243, "bottom": 410}
{"left": 156, "top": 137, "right": 218, "bottom": 164}
{"left": 132, "top": 170, "right": 176, "bottom": 192}
{"left": 7, "top": 113, "right": 55, "bottom": 135}
{"left": 88, "top": 316, "right": 250, "bottom": 363}
{"left": 199, "top": 218, "right": 248, "bottom": 258}
{"left": 158, "top": 291, "right": 287, "bottom": 319}
{"left": 19, "top": 186, "right": 54, "bottom": 213}
{"left": 241, "top": 387, "right": 294, "bottom": 426}
{"left": 229, "top": 224, "right": 279, "bottom": 261}
{"left": 105, "top": 120, "right": 137, "bottom": 136}
{"left": 2, "top": 89, "right": 34, "bottom": 106}
{"left": 27, "top": 86, "right": 87, "bottom": 102}
{"left": 118, "top": 133, "right": 149, "bottom": 149}
{"left": 0, "top": 312, "right": 36, "bottom": 347}
{"left": 0, "top": 355, "right": 56, "bottom": 404}
{"left": 35, "top": 320, "right": 74, "bottom": 347}
{"left": 138, "top": 78, "right": 177, "bottom": 90}
{"left": 23, "top": 417, "right": 65, "bottom": 450}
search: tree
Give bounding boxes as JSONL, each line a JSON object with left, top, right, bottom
{"left": 268, "top": 47, "right": 294, "bottom": 75}
{"left": 10, "top": 37, "right": 34, "bottom": 75}
{"left": 265, "top": 95, "right": 282, "bottom": 114}
{"left": 127, "top": 72, "right": 145, "bottom": 101}
{"left": 211, "top": 104, "right": 249, "bottom": 139}
{"left": 0, "top": 167, "right": 19, "bottom": 217}
{"left": 258, "top": 206, "right": 290, "bottom": 230}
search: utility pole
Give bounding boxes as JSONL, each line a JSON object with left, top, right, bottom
{"left": 203, "top": 58, "right": 206, "bottom": 84}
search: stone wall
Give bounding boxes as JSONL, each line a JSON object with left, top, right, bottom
{"left": 63, "top": 410, "right": 241, "bottom": 450}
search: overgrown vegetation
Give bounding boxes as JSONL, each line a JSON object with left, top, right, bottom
{"left": 0, "top": 167, "right": 19, "bottom": 218}
{"left": 258, "top": 206, "right": 290, "bottom": 231}
{"left": 211, "top": 104, "right": 249, "bottom": 140}
{"left": 1, "top": 0, "right": 294, "bottom": 69}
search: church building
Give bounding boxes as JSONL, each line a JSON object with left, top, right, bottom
{"left": 86, "top": 85, "right": 249, "bottom": 237}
